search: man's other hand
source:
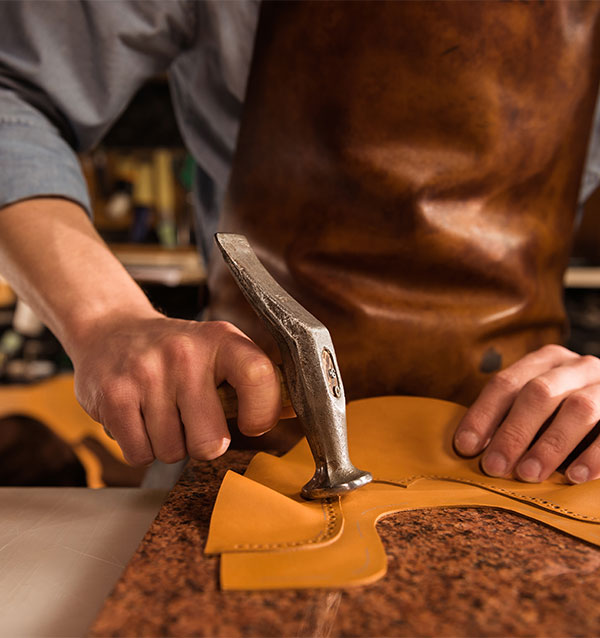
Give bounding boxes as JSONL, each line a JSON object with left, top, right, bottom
{"left": 454, "top": 344, "right": 600, "bottom": 484}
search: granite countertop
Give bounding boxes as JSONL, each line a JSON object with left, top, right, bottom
{"left": 91, "top": 451, "right": 600, "bottom": 637}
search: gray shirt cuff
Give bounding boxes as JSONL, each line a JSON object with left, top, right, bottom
{"left": 0, "top": 88, "right": 91, "bottom": 216}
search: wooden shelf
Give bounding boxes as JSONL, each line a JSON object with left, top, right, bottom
{"left": 109, "top": 244, "right": 205, "bottom": 287}
{"left": 564, "top": 267, "right": 600, "bottom": 289}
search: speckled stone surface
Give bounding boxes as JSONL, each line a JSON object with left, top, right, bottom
{"left": 91, "top": 452, "right": 600, "bottom": 637}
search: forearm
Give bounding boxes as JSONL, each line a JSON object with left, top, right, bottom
{"left": 0, "top": 197, "right": 159, "bottom": 357}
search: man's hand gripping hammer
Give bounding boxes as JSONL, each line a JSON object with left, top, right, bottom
{"left": 215, "top": 233, "right": 372, "bottom": 500}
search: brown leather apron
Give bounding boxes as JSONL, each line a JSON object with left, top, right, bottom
{"left": 208, "top": 1, "right": 600, "bottom": 408}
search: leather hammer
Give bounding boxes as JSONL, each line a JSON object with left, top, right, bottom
{"left": 215, "top": 233, "right": 372, "bottom": 500}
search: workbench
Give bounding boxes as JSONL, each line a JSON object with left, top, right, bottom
{"left": 0, "top": 487, "right": 167, "bottom": 637}
{"left": 91, "top": 451, "right": 600, "bottom": 637}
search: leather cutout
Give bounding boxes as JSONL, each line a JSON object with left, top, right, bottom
{"left": 205, "top": 396, "right": 600, "bottom": 590}
{"left": 326, "top": 398, "right": 599, "bottom": 522}
{"left": 205, "top": 468, "right": 343, "bottom": 553}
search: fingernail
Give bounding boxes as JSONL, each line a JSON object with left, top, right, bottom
{"left": 454, "top": 430, "right": 481, "bottom": 456}
{"left": 203, "top": 437, "right": 230, "bottom": 459}
{"left": 567, "top": 464, "right": 590, "bottom": 484}
{"left": 517, "top": 457, "right": 542, "bottom": 482}
{"left": 482, "top": 451, "right": 508, "bottom": 477}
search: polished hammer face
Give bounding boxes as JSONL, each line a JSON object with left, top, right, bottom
{"left": 215, "top": 233, "right": 372, "bottom": 499}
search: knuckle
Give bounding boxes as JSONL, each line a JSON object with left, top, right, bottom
{"left": 165, "top": 335, "right": 195, "bottom": 366}
{"left": 564, "top": 392, "right": 600, "bottom": 421}
{"left": 460, "top": 402, "right": 498, "bottom": 433}
{"left": 586, "top": 439, "right": 600, "bottom": 458}
{"left": 207, "top": 320, "right": 240, "bottom": 339}
{"left": 491, "top": 370, "right": 521, "bottom": 396}
{"left": 498, "top": 423, "right": 531, "bottom": 452}
{"left": 522, "top": 377, "right": 554, "bottom": 405}
{"left": 539, "top": 344, "right": 568, "bottom": 358}
{"left": 581, "top": 355, "right": 600, "bottom": 373}
{"left": 124, "top": 449, "right": 155, "bottom": 467}
{"left": 101, "top": 379, "right": 137, "bottom": 410}
{"left": 130, "top": 366, "right": 155, "bottom": 391}
{"left": 537, "top": 430, "right": 569, "bottom": 457}
{"left": 239, "top": 355, "right": 276, "bottom": 387}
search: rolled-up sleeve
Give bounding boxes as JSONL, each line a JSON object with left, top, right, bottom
{"left": 0, "top": 88, "right": 92, "bottom": 213}
{"left": 0, "top": 0, "right": 196, "bottom": 215}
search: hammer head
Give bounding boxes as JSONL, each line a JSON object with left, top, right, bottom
{"left": 215, "top": 233, "right": 372, "bottom": 500}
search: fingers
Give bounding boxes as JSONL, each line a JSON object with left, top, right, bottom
{"left": 177, "top": 374, "right": 231, "bottom": 461}
{"left": 75, "top": 318, "right": 283, "bottom": 466}
{"left": 214, "top": 326, "right": 282, "bottom": 436}
{"left": 142, "top": 390, "right": 187, "bottom": 464}
{"left": 515, "top": 384, "right": 600, "bottom": 482}
{"left": 170, "top": 321, "right": 281, "bottom": 456}
{"left": 565, "top": 431, "right": 600, "bottom": 484}
{"left": 454, "top": 345, "right": 579, "bottom": 458}
{"left": 454, "top": 346, "right": 600, "bottom": 483}
{"left": 480, "top": 356, "right": 600, "bottom": 479}
{"left": 99, "top": 380, "right": 154, "bottom": 467}
{"left": 138, "top": 321, "right": 280, "bottom": 460}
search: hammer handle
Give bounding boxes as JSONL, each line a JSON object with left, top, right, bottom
{"left": 217, "top": 365, "right": 292, "bottom": 419}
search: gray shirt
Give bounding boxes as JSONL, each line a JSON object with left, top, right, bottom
{"left": 0, "top": 0, "right": 259, "bottom": 256}
{"left": 1, "top": 0, "right": 599, "bottom": 249}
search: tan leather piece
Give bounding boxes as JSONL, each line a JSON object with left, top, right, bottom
{"left": 219, "top": 481, "right": 600, "bottom": 591}
{"left": 315, "top": 397, "right": 599, "bottom": 522}
{"left": 208, "top": 1, "right": 600, "bottom": 412}
{"left": 205, "top": 468, "right": 343, "bottom": 553}
{"left": 205, "top": 396, "right": 600, "bottom": 590}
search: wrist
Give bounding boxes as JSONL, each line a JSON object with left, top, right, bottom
{"left": 62, "top": 301, "right": 164, "bottom": 363}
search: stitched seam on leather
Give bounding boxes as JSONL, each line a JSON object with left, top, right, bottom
{"left": 374, "top": 475, "right": 600, "bottom": 522}
{"left": 232, "top": 498, "right": 339, "bottom": 550}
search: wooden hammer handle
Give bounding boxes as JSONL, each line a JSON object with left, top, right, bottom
{"left": 216, "top": 364, "right": 292, "bottom": 419}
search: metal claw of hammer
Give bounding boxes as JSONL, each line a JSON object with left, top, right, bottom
{"left": 215, "top": 233, "right": 372, "bottom": 500}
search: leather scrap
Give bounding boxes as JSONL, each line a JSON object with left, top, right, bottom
{"left": 205, "top": 396, "right": 600, "bottom": 590}
{"left": 0, "top": 374, "right": 131, "bottom": 487}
